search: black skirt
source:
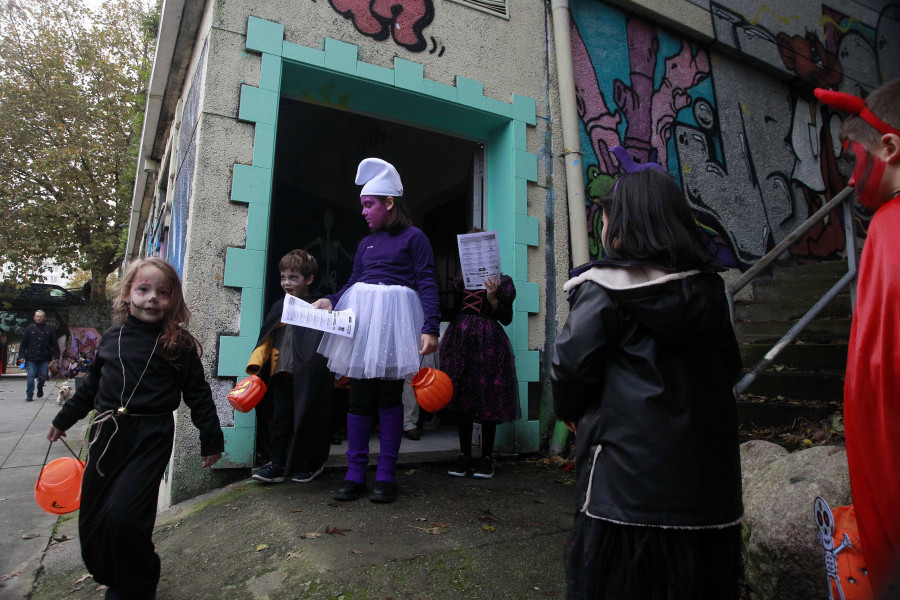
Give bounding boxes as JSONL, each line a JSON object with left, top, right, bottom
{"left": 565, "top": 512, "right": 744, "bottom": 600}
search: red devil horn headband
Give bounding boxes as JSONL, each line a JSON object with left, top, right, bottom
{"left": 814, "top": 88, "right": 900, "bottom": 137}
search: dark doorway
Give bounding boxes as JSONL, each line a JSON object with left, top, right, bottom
{"left": 268, "top": 97, "right": 482, "bottom": 319}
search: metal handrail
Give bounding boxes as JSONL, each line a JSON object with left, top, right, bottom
{"left": 728, "top": 186, "right": 859, "bottom": 396}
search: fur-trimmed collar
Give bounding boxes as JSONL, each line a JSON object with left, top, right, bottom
{"left": 563, "top": 265, "right": 700, "bottom": 293}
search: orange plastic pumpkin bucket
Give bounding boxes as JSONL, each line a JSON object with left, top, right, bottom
{"left": 411, "top": 367, "right": 454, "bottom": 413}
{"left": 34, "top": 456, "right": 85, "bottom": 515}
{"left": 227, "top": 375, "right": 267, "bottom": 412}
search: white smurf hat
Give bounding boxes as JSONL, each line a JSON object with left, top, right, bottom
{"left": 355, "top": 158, "right": 403, "bottom": 197}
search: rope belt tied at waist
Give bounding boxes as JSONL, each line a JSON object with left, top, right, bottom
{"left": 87, "top": 409, "right": 170, "bottom": 477}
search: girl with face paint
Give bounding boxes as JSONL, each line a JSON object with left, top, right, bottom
{"left": 817, "top": 80, "right": 900, "bottom": 599}
{"left": 312, "top": 158, "right": 440, "bottom": 504}
{"left": 46, "top": 258, "right": 223, "bottom": 599}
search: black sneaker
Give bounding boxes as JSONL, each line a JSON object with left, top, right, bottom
{"left": 37, "top": 378, "right": 45, "bottom": 398}
{"left": 473, "top": 457, "right": 494, "bottom": 479}
{"left": 291, "top": 465, "right": 324, "bottom": 483}
{"left": 25, "top": 397, "right": 33, "bottom": 402}
{"left": 252, "top": 462, "right": 285, "bottom": 483}
{"left": 447, "top": 454, "right": 473, "bottom": 477}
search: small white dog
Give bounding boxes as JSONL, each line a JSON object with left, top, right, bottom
{"left": 56, "top": 383, "right": 74, "bottom": 406}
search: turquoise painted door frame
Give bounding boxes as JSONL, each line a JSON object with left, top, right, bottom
{"left": 216, "top": 16, "right": 541, "bottom": 467}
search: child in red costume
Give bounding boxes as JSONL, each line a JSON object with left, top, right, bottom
{"left": 816, "top": 80, "right": 900, "bottom": 599}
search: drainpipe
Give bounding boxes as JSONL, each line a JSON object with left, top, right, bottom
{"left": 549, "top": 0, "right": 588, "bottom": 455}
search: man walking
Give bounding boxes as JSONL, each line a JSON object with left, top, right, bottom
{"left": 16, "top": 310, "right": 59, "bottom": 402}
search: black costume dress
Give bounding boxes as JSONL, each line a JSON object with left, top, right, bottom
{"left": 52, "top": 315, "right": 223, "bottom": 598}
{"left": 439, "top": 274, "right": 520, "bottom": 423}
{"left": 246, "top": 297, "right": 334, "bottom": 474}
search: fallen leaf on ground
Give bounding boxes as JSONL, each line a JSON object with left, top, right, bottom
{"left": 0, "top": 571, "right": 22, "bottom": 581}
{"left": 256, "top": 544, "right": 269, "bottom": 551}
{"left": 415, "top": 517, "right": 427, "bottom": 522}
{"left": 52, "top": 535, "right": 68, "bottom": 542}
{"left": 301, "top": 532, "right": 322, "bottom": 539}
{"left": 408, "top": 525, "right": 447, "bottom": 535}
{"left": 404, "top": 468, "right": 419, "bottom": 475}
{"left": 482, "top": 524, "right": 497, "bottom": 532}
{"left": 290, "top": 509, "right": 303, "bottom": 513}
{"left": 351, "top": 549, "right": 363, "bottom": 554}
{"left": 286, "top": 551, "right": 303, "bottom": 559}
{"left": 75, "top": 574, "right": 93, "bottom": 583}
{"left": 325, "top": 526, "right": 348, "bottom": 535}
{"left": 21, "top": 533, "right": 39, "bottom": 539}
{"left": 0, "top": 497, "right": 7, "bottom": 501}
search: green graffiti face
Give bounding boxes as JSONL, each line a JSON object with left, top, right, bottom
{"left": 585, "top": 165, "right": 617, "bottom": 205}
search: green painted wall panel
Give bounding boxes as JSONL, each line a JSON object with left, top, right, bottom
{"left": 393, "top": 58, "right": 424, "bottom": 92}
{"left": 245, "top": 16, "right": 284, "bottom": 56}
{"left": 516, "top": 214, "right": 539, "bottom": 246}
{"left": 223, "top": 247, "right": 265, "bottom": 288}
{"left": 239, "top": 287, "right": 264, "bottom": 335}
{"left": 510, "top": 310, "right": 528, "bottom": 352}
{"left": 245, "top": 203, "right": 270, "bottom": 251}
{"left": 483, "top": 96, "right": 514, "bottom": 119}
{"left": 513, "top": 94, "right": 537, "bottom": 125}
{"left": 259, "top": 53, "right": 282, "bottom": 91}
{"left": 456, "top": 76, "right": 484, "bottom": 109}
{"left": 423, "top": 79, "right": 458, "bottom": 103}
{"left": 324, "top": 38, "right": 358, "bottom": 75}
{"left": 514, "top": 150, "right": 538, "bottom": 182}
{"left": 513, "top": 242, "right": 528, "bottom": 282}
{"left": 517, "top": 280, "right": 540, "bottom": 313}
{"left": 512, "top": 120, "right": 527, "bottom": 151}
{"left": 283, "top": 41, "right": 325, "bottom": 67}
{"left": 218, "top": 335, "right": 258, "bottom": 377}
{"left": 357, "top": 61, "right": 394, "bottom": 85}
{"left": 514, "top": 177, "right": 528, "bottom": 215}
{"left": 231, "top": 164, "right": 272, "bottom": 205}
{"left": 252, "top": 123, "right": 276, "bottom": 169}
{"left": 515, "top": 350, "right": 540, "bottom": 382}
{"left": 238, "top": 85, "right": 278, "bottom": 125}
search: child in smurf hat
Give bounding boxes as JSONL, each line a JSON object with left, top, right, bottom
{"left": 313, "top": 158, "right": 440, "bottom": 503}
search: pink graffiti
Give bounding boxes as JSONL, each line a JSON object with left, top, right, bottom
{"left": 650, "top": 42, "right": 710, "bottom": 167}
{"left": 614, "top": 19, "right": 658, "bottom": 164}
{"left": 330, "top": 0, "right": 434, "bottom": 52}
{"left": 571, "top": 20, "right": 621, "bottom": 174}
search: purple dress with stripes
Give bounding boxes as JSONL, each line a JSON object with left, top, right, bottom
{"left": 438, "top": 274, "right": 520, "bottom": 424}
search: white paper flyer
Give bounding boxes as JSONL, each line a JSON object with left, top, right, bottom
{"left": 457, "top": 230, "right": 501, "bottom": 290}
{"left": 281, "top": 294, "right": 355, "bottom": 338}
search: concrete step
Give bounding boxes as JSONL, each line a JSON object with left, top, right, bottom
{"left": 733, "top": 296, "right": 851, "bottom": 322}
{"left": 750, "top": 277, "right": 851, "bottom": 302}
{"left": 739, "top": 343, "right": 848, "bottom": 372}
{"left": 739, "top": 370, "right": 844, "bottom": 402}
{"left": 735, "top": 318, "right": 852, "bottom": 344}
{"left": 737, "top": 401, "right": 838, "bottom": 430}
{"left": 771, "top": 259, "right": 852, "bottom": 283}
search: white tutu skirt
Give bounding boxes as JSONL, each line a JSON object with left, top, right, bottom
{"left": 317, "top": 282, "right": 424, "bottom": 380}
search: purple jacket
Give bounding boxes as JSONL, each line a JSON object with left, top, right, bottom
{"left": 327, "top": 225, "right": 441, "bottom": 336}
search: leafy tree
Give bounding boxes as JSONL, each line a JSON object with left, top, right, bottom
{"left": 0, "top": 0, "right": 157, "bottom": 302}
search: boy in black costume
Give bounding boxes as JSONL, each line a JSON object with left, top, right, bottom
{"left": 248, "top": 249, "right": 334, "bottom": 483}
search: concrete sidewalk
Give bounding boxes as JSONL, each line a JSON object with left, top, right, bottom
{"left": 0, "top": 375, "right": 577, "bottom": 599}
{"left": 0, "top": 375, "right": 90, "bottom": 600}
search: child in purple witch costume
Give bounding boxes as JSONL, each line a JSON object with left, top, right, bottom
{"left": 441, "top": 268, "right": 519, "bottom": 479}
{"left": 313, "top": 158, "right": 440, "bottom": 503}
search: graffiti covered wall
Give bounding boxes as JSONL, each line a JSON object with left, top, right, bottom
{"left": 571, "top": 0, "right": 900, "bottom": 268}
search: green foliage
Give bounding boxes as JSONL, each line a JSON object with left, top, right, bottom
{"left": 0, "top": 0, "right": 157, "bottom": 302}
